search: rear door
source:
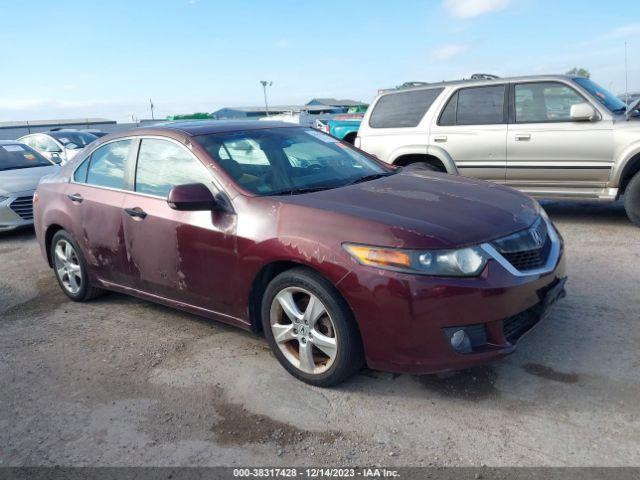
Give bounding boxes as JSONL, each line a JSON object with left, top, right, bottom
{"left": 121, "top": 137, "right": 237, "bottom": 315}
{"left": 66, "top": 139, "right": 134, "bottom": 285}
{"left": 429, "top": 84, "right": 508, "bottom": 182}
{"left": 506, "top": 81, "right": 614, "bottom": 195}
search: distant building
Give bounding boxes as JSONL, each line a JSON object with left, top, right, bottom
{"left": 305, "top": 98, "right": 367, "bottom": 109}
{"left": 0, "top": 118, "right": 118, "bottom": 140}
{"left": 212, "top": 106, "right": 302, "bottom": 119}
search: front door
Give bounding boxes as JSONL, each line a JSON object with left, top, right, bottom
{"left": 65, "top": 138, "right": 135, "bottom": 285}
{"left": 429, "top": 84, "right": 508, "bottom": 182}
{"left": 506, "top": 81, "right": 614, "bottom": 196}
{"left": 121, "top": 137, "right": 237, "bottom": 316}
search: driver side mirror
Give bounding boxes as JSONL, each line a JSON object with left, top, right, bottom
{"left": 570, "top": 102, "right": 597, "bottom": 121}
{"left": 167, "top": 183, "right": 220, "bottom": 211}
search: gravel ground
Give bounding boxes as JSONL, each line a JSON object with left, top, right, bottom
{"left": 0, "top": 200, "right": 639, "bottom": 467}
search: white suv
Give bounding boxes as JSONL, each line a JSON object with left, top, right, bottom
{"left": 356, "top": 75, "right": 640, "bottom": 226}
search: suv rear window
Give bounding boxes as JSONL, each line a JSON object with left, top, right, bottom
{"left": 439, "top": 85, "right": 506, "bottom": 125}
{"left": 369, "top": 88, "right": 443, "bottom": 128}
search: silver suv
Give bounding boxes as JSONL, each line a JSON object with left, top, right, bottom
{"left": 356, "top": 75, "right": 640, "bottom": 226}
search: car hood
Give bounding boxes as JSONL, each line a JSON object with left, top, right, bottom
{"left": 0, "top": 165, "right": 59, "bottom": 196}
{"left": 276, "top": 171, "right": 540, "bottom": 249}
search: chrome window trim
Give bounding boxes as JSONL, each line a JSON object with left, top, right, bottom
{"left": 480, "top": 215, "right": 561, "bottom": 278}
{"left": 70, "top": 135, "right": 228, "bottom": 201}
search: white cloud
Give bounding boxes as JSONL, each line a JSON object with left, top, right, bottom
{"left": 431, "top": 43, "right": 468, "bottom": 61}
{"left": 443, "top": 0, "right": 510, "bottom": 18}
{"left": 604, "top": 23, "right": 640, "bottom": 39}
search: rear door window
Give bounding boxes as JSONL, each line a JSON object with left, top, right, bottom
{"left": 369, "top": 88, "right": 444, "bottom": 128}
{"left": 456, "top": 85, "right": 506, "bottom": 125}
{"left": 85, "top": 140, "right": 132, "bottom": 190}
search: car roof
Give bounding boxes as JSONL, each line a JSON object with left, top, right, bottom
{"left": 383, "top": 74, "right": 579, "bottom": 94}
{"left": 136, "top": 120, "right": 300, "bottom": 136}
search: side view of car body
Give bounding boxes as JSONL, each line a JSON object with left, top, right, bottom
{"left": 0, "top": 141, "right": 58, "bottom": 231}
{"left": 18, "top": 130, "right": 98, "bottom": 165}
{"left": 316, "top": 115, "right": 363, "bottom": 144}
{"left": 34, "top": 121, "right": 566, "bottom": 386}
{"left": 356, "top": 75, "right": 640, "bottom": 226}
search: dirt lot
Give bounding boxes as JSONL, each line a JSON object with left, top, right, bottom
{"left": 1, "top": 201, "right": 639, "bottom": 467}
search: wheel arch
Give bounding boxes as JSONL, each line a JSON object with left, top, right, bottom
{"left": 391, "top": 147, "right": 458, "bottom": 174}
{"left": 618, "top": 152, "right": 640, "bottom": 194}
{"left": 342, "top": 132, "right": 357, "bottom": 144}
{"left": 44, "top": 223, "right": 67, "bottom": 267}
{"left": 247, "top": 260, "right": 355, "bottom": 334}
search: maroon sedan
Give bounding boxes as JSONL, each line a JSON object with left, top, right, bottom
{"left": 34, "top": 121, "right": 566, "bottom": 386}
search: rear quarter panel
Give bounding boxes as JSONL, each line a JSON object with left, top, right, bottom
{"left": 357, "top": 88, "right": 448, "bottom": 164}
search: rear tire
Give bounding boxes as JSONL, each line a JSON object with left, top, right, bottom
{"left": 624, "top": 172, "right": 640, "bottom": 227}
{"left": 403, "top": 162, "right": 438, "bottom": 173}
{"left": 261, "top": 267, "right": 364, "bottom": 387}
{"left": 50, "top": 230, "right": 104, "bottom": 302}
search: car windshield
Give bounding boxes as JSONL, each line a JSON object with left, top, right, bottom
{"left": 196, "top": 127, "right": 392, "bottom": 195}
{"left": 0, "top": 144, "right": 53, "bottom": 171}
{"left": 49, "top": 131, "right": 98, "bottom": 148}
{"left": 573, "top": 77, "right": 628, "bottom": 113}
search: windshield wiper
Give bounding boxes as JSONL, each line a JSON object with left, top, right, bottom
{"left": 267, "top": 186, "right": 334, "bottom": 196}
{"left": 347, "top": 172, "right": 392, "bottom": 185}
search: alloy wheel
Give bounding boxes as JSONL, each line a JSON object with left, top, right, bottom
{"left": 269, "top": 287, "right": 338, "bottom": 374}
{"left": 53, "top": 239, "right": 83, "bottom": 295}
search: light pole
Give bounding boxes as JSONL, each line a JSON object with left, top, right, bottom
{"left": 260, "top": 81, "right": 272, "bottom": 116}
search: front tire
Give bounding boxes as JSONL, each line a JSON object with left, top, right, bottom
{"left": 624, "top": 172, "right": 640, "bottom": 227}
{"left": 50, "top": 230, "right": 103, "bottom": 302}
{"left": 261, "top": 268, "right": 364, "bottom": 387}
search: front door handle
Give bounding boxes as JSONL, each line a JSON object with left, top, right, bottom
{"left": 67, "top": 193, "right": 83, "bottom": 203}
{"left": 433, "top": 135, "right": 447, "bottom": 142}
{"left": 124, "top": 207, "right": 147, "bottom": 219}
{"left": 515, "top": 133, "right": 531, "bottom": 141}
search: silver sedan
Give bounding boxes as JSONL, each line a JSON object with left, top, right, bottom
{"left": 0, "top": 141, "right": 59, "bottom": 232}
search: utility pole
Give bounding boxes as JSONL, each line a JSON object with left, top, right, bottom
{"left": 260, "top": 81, "right": 272, "bottom": 116}
{"left": 150, "top": 98, "right": 155, "bottom": 120}
{"left": 624, "top": 41, "right": 629, "bottom": 105}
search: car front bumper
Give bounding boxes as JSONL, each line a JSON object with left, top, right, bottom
{"left": 337, "top": 246, "right": 567, "bottom": 375}
{"left": 0, "top": 190, "right": 35, "bottom": 232}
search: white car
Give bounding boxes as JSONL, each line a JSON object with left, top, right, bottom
{"left": 17, "top": 130, "right": 98, "bottom": 165}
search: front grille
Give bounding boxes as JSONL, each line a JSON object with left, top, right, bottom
{"left": 492, "top": 217, "right": 551, "bottom": 272}
{"left": 10, "top": 196, "right": 34, "bottom": 220}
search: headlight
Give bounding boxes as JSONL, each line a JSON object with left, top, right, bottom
{"left": 0, "top": 196, "right": 8, "bottom": 204}
{"left": 343, "top": 243, "right": 489, "bottom": 277}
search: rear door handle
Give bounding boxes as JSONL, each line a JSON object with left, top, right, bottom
{"left": 67, "top": 193, "right": 83, "bottom": 203}
{"left": 124, "top": 207, "right": 147, "bottom": 219}
{"left": 515, "top": 133, "right": 531, "bottom": 141}
{"left": 433, "top": 135, "right": 447, "bottom": 142}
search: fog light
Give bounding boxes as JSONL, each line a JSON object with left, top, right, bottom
{"left": 450, "top": 329, "right": 471, "bottom": 353}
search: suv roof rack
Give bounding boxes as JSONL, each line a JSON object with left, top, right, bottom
{"left": 398, "top": 81, "right": 431, "bottom": 89}
{"left": 470, "top": 73, "right": 500, "bottom": 80}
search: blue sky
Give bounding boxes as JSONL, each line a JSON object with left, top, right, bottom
{"left": 1, "top": 0, "right": 639, "bottom": 122}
